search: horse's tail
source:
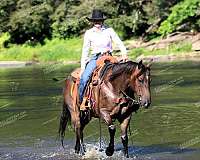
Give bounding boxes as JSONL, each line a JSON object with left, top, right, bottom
{"left": 58, "top": 102, "right": 71, "bottom": 148}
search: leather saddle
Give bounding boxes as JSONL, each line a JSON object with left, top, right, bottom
{"left": 71, "top": 55, "right": 117, "bottom": 82}
{"left": 70, "top": 55, "right": 117, "bottom": 110}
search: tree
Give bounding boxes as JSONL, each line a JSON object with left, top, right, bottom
{"left": 51, "top": 0, "right": 87, "bottom": 38}
{"left": 8, "top": 1, "right": 53, "bottom": 44}
{"left": 0, "top": 0, "right": 17, "bottom": 34}
{"left": 66, "top": 0, "right": 151, "bottom": 39}
{"left": 158, "top": 0, "right": 200, "bottom": 36}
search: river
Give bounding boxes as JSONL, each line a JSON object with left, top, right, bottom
{"left": 0, "top": 61, "right": 200, "bottom": 160}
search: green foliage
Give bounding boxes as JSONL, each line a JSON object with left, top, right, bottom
{"left": 0, "top": 36, "right": 82, "bottom": 61}
{"left": 8, "top": 1, "right": 53, "bottom": 44}
{"left": 49, "top": 0, "right": 152, "bottom": 39}
{"left": 1, "top": 0, "right": 200, "bottom": 45}
{"left": 158, "top": 0, "right": 200, "bottom": 35}
{"left": 0, "top": 0, "right": 17, "bottom": 33}
{"left": 0, "top": 33, "right": 10, "bottom": 50}
{"left": 105, "top": 12, "right": 148, "bottom": 39}
{"left": 52, "top": 17, "right": 88, "bottom": 38}
{"left": 0, "top": 33, "right": 192, "bottom": 62}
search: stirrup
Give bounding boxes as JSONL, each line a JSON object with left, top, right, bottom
{"left": 80, "top": 97, "right": 88, "bottom": 111}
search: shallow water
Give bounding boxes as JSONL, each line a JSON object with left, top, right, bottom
{"left": 0, "top": 61, "right": 200, "bottom": 160}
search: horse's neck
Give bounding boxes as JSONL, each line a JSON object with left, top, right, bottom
{"left": 109, "top": 72, "right": 131, "bottom": 93}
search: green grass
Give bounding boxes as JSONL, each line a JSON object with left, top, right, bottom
{"left": 0, "top": 33, "right": 82, "bottom": 62}
{"left": 0, "top": 33, "right": 193, "bottom": 62}
{"left": 128, "top": 41, "right": 192, "bottom": 59}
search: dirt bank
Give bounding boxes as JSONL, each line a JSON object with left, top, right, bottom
{"left": 136, "top": 51, "right": 200, "bottom": 62}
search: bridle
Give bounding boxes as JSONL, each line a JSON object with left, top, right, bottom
{"left": 101, "top": 81, "right": 139, "bottom": 107}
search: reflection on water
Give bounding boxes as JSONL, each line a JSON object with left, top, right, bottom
{"left": 0, "top": 61, "right": 200, "bottom": 160}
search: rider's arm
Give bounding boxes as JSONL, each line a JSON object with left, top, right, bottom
{"left": 81, "top": 30, "right": 90, "bottom": 73}
{"left": 109, "top": 28, "right": 127, "bottom": 60}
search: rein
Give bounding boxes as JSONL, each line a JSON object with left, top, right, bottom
{"left": 120, "top": 90, "right": 139, "bottom": 106}
{"left": 101, "top": 81, "right": 139, "bottom": 106}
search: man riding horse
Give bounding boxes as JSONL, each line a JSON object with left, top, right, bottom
{"left": 79, "top": 9, "right": 128, "bottom": 108}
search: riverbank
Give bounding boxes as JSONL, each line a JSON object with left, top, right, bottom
{"left": 1, "top": 32, "right": 200, "bottom": 68}
{"left": 0, "top": 60, "right": 79, "bottom": 68}
{"left": 136, "top": 51, "right": 200, "bottom": 62}
{"left": 0, "top": 35, "right": 82, "bottom": 62}
{"left": 1, "top": 51, "right": 200, "bottom": 68}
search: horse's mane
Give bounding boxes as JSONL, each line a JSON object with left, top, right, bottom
{"left": 109, "top": 61, "right": 138, "bottom": 81}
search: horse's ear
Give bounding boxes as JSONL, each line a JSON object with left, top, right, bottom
{"left": 146, "top": 63, "right": 152, "bottom": 68}
{"left": 133, "top": 60, "right": 143, "bottom": 77}
{"left": 146, "top": 59, "right": 153, "bottom": 68}
{"left": 138, "top": 60, "right": 143, "bottom": 69}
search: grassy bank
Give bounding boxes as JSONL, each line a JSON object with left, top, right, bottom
{"left": 0, "top": 33, "right": 82, "bottom": 62}
{"left": 127, "top": 41, "right": 192, "bottom": 59}
{"left": 0, "top": 33, "right": 194, "bottom": 62}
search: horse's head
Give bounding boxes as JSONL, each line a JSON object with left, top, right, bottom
{"left": 130, "top": 60, "right": 151, "bottom": 108}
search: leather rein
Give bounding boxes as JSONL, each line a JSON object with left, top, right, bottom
{"left": 100, "top": 81, "right": 139, "bottom": 108}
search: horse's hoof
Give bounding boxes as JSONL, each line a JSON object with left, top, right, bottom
{"left": 106, "top": 146, "right": 114, "bottom": 156}
{"left": 99, "top": 148, "right": 104, "bottom": 152}
{"left": 75, "top": 149, "right": 79, "bottom": 154}
{"left": 82, "top": 144, "right": 86, "bottom": 152}
{"left": 123, "top": 150, "right": 129, "bottom": 158}
{"left": 80, "top": 150, "right": 85, "bottom": 156}
{"left": 80, "top": 145, "right": 86, "bottom": 155}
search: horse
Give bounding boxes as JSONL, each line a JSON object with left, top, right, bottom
{"left": 58, "top": 60, "right": 151, "bottom": 158}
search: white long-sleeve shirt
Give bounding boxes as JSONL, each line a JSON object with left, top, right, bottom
{"left": 81, "top": 25, "right": 127, "bottom": 70}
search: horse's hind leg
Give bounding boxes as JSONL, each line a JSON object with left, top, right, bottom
{"left": 74, "top": 111, "right": 90, "bottom": 155}
{"left": 120, "top": 116, "right": 131, "bottom": 158}
{"left": 101, "top": 111, "right": 116, "bottom": 156}
{"left": 58, "top": 102, "right": 71, "bottom": 148}
{"left": 70, "top": 111, "right": 82, "bottom": 154}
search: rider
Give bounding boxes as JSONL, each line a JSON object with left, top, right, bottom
{"left": 79, "top": 9, "right": 128, "bottom": 104}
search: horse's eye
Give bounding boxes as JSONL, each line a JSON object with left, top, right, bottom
{"left": 138, "top": 78, "right": 143, "bottom": 83}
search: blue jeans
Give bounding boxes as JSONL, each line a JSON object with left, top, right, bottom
{"left": 79, "top": 54, "right": 100, "bottom": 102}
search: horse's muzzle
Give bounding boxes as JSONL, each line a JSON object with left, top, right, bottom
{"left": 139, "top": 96, "right": 150, "bottom": 108}
{"left": 143, "top": 101, "right": 151, "bottom": 108}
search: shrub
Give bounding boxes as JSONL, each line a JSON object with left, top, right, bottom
{"left": 158, "top": 0, "right": 200, "bottom": 35}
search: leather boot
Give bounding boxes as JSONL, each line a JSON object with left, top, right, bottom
{"left": 80, "top": 97, "right": 88, "bottom": 111}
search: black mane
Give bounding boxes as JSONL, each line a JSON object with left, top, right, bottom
{"left": 109, "top": 61, "right": 138, "bottom": 81}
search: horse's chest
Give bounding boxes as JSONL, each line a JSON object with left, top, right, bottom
{"left": 110, "top": 105, "right": 130, "bottom": 118}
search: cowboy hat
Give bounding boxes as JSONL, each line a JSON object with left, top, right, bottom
{"left": 86, "top": 9, "right": 106, "bottom": 21}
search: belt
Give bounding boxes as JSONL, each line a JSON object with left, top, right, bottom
{"left": 95, "top": 51, "right": 112, "bottom": 57}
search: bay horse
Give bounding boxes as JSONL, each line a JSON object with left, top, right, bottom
{"left": 58, "top": 60, "right": 151, "bottom": 158}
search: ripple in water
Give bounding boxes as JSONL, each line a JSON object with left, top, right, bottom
{"left": 1, "top": 138, "right": 200, "bottom": 160}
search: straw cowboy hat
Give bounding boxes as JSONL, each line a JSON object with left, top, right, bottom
{"left": 86, "top": 9, "right": 106, "bottom": 21}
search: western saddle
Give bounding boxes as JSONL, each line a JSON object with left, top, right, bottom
{"left": 70, "top": 55, "right": 118, "bottom": 111}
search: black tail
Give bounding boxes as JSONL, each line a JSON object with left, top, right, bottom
{"left": 58, "top": 102, "right": 71, "bottom": 148}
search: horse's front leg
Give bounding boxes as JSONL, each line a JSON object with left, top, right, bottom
{"left": 101, "top": 111, "right": 116, "bottom": 156}
{"left": 80, "top": 111, "right": 91, "bottom": 153}
{"left": 120, "top": 116, "right": 131, "bottom": 158}
{"left": 75, "top": 126, "right": 81, "bottom": 154}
